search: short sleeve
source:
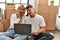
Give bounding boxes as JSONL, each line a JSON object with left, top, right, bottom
{"left": 39, "top": 16, "right": 46, "bottom": 27}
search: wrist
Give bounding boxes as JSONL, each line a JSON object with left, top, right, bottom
{"left": 38, "top": 30, "right": 42, "bottom": 34}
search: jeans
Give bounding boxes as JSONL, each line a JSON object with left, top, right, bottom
{"left": 0, "top": 28, "right": 27, "bottom": 40}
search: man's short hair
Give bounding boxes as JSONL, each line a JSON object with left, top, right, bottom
{"left": 26, "top": 5, "right": 33, "bottom": 9}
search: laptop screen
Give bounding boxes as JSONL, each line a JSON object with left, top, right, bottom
{"left": 14, "top": 24, "right": 31, "bottom": 35}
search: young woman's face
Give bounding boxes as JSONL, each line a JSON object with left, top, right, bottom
{"left": 18, "top": 7, "right": 25, "bottom": 16}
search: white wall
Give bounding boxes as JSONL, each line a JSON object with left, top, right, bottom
{"left": 29, "top": 0, "right": 35, "bottom": 8}
{"left": 48, "top": 0, "right": 59, "bottom": 6}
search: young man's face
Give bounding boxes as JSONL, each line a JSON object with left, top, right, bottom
{"left": 18, "top": 7, "right": 25, "bottom": 16}
{"left": 27, "top": 8, "right": 34, "bottom": 16}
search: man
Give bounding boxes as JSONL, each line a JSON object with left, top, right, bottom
{"left": 25, "top": 5, "right": 54, "bottom": 40}
{"left": 0, "top": 5, "right": 27, "bottom": 40}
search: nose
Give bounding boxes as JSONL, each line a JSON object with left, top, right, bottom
{"left": 20, "top": 10, "right": 23, "bottom": 12}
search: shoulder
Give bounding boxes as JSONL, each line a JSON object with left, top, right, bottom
{"left": 23, "top": 15, "right": 28, "bottom": 18}
{"left": 36, "top": 14, "right": 44, "bottom": 19}
{"left": 23, "top": 15, "right": 29, "bottom": 20}
{"left": 11, "top": 14, "right": 17, "bottom": 17}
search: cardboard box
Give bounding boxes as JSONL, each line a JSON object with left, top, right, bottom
{"left": 0, "top": 19, "right": 10, "bottom": 31}
{"left": 4, "top": 20, "right": 10, "bottom": 31}
{"left": 5, "top": 5, "right": 15, "bottom": 9}
{"left": 37, "top": 6, "right": 58, "bottom": 30}
{"left": 4, "top": 8, "right": 16, "bottom": 21}
{"left": 0, "top": 23, "right": 4, "bottom": 32}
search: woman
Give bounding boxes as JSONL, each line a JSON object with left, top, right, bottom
{"left": 0, "top": 5, "right": 27, "bottom": 40}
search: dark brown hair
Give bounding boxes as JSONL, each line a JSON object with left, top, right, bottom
{"left": 26, "top": 5, "right": 33, "bottom": 9}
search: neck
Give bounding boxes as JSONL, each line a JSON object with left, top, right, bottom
{"left": 30, "top": 14, "right": 35, "bottom": 18}
{"left": 17, "top": 14, "right": 24, "bottom": 19}
{"left": 20, "top": 15, "right": 24, "bottom": 18}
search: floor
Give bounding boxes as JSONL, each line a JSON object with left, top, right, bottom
{"left": 53, "top": 30, "right": 60, "bottom": 40}
{"left": 47, "top": 30, "right": 60, "bottom": 40}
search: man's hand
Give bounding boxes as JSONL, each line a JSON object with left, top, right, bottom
{"left": 32, "top": 27, "right": 45, "bottom": 35}
{"left": 32, "top": 30, "right": 40, "bottom": 35}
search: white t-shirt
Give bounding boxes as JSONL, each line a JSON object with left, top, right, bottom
{"left": 25, "top": 14, "right": 46, "bottom": 32}
{"left": 9, "top": 14, "right": 27, "bottom": 29}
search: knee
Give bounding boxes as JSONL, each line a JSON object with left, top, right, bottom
{"left": 9, "top": 38, "right": 13, "bottom": 40}
{"left": 45, "top": 32, "right": 54, "bottom": 40}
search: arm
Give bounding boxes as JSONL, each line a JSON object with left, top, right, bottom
{"left": 32, "top": 16, "right": 46, "bottom": 35}
{"left": 10, "top": 14, "right": 20, "bottom": 25}
{"left": 38, "top": 27, "right": 46, "bottom": 33}
{"left": 32, "top": 27, "right": 46, "bottom": 35}
{"left": 9, "top": 14, "right": 20, "bottom": 29}
{"left": 39, "top": 16, "right": 46, "bottom": 33}
{"left": 10, "top": 14, "right": 17, "bottom": 25}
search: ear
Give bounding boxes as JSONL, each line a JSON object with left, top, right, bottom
{"left": 32, "top": 8, "right": 36, "bottom": 12}
{"left": 32, "top": 8, "right": 34, "bottom": 10}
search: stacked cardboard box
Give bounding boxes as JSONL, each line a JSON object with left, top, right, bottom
{"left": 35, "top": 0, "right": 58, "bottom": 30}
{"left": 0, "top": 23, "right": 4, "bottom": 32}
{"left": 5, "top": 5, "right": 15, "bottom": 9}
{"left": 35, "top": 0, "right": 48, "bottom": 12}
{"left": 0, "top": 19, "right": 10, "bottom": 32}
{"left": 0, "top": 4, "right": 16, "bottom": 32}
{"left": 4, "top": 5, "right": 16, "bottom": 31}
{"left": 5, "top": 5, "right": 16, "bottom": 21}
{"left": 0, "top": 19, "right": 4, "bottom": 32}
{"left": 46, "top": 6, "right": 58, "bottom": 30}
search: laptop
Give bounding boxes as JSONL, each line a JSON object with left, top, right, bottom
{"left": 14, "top": 24, "right": 31, "bottom": 35}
